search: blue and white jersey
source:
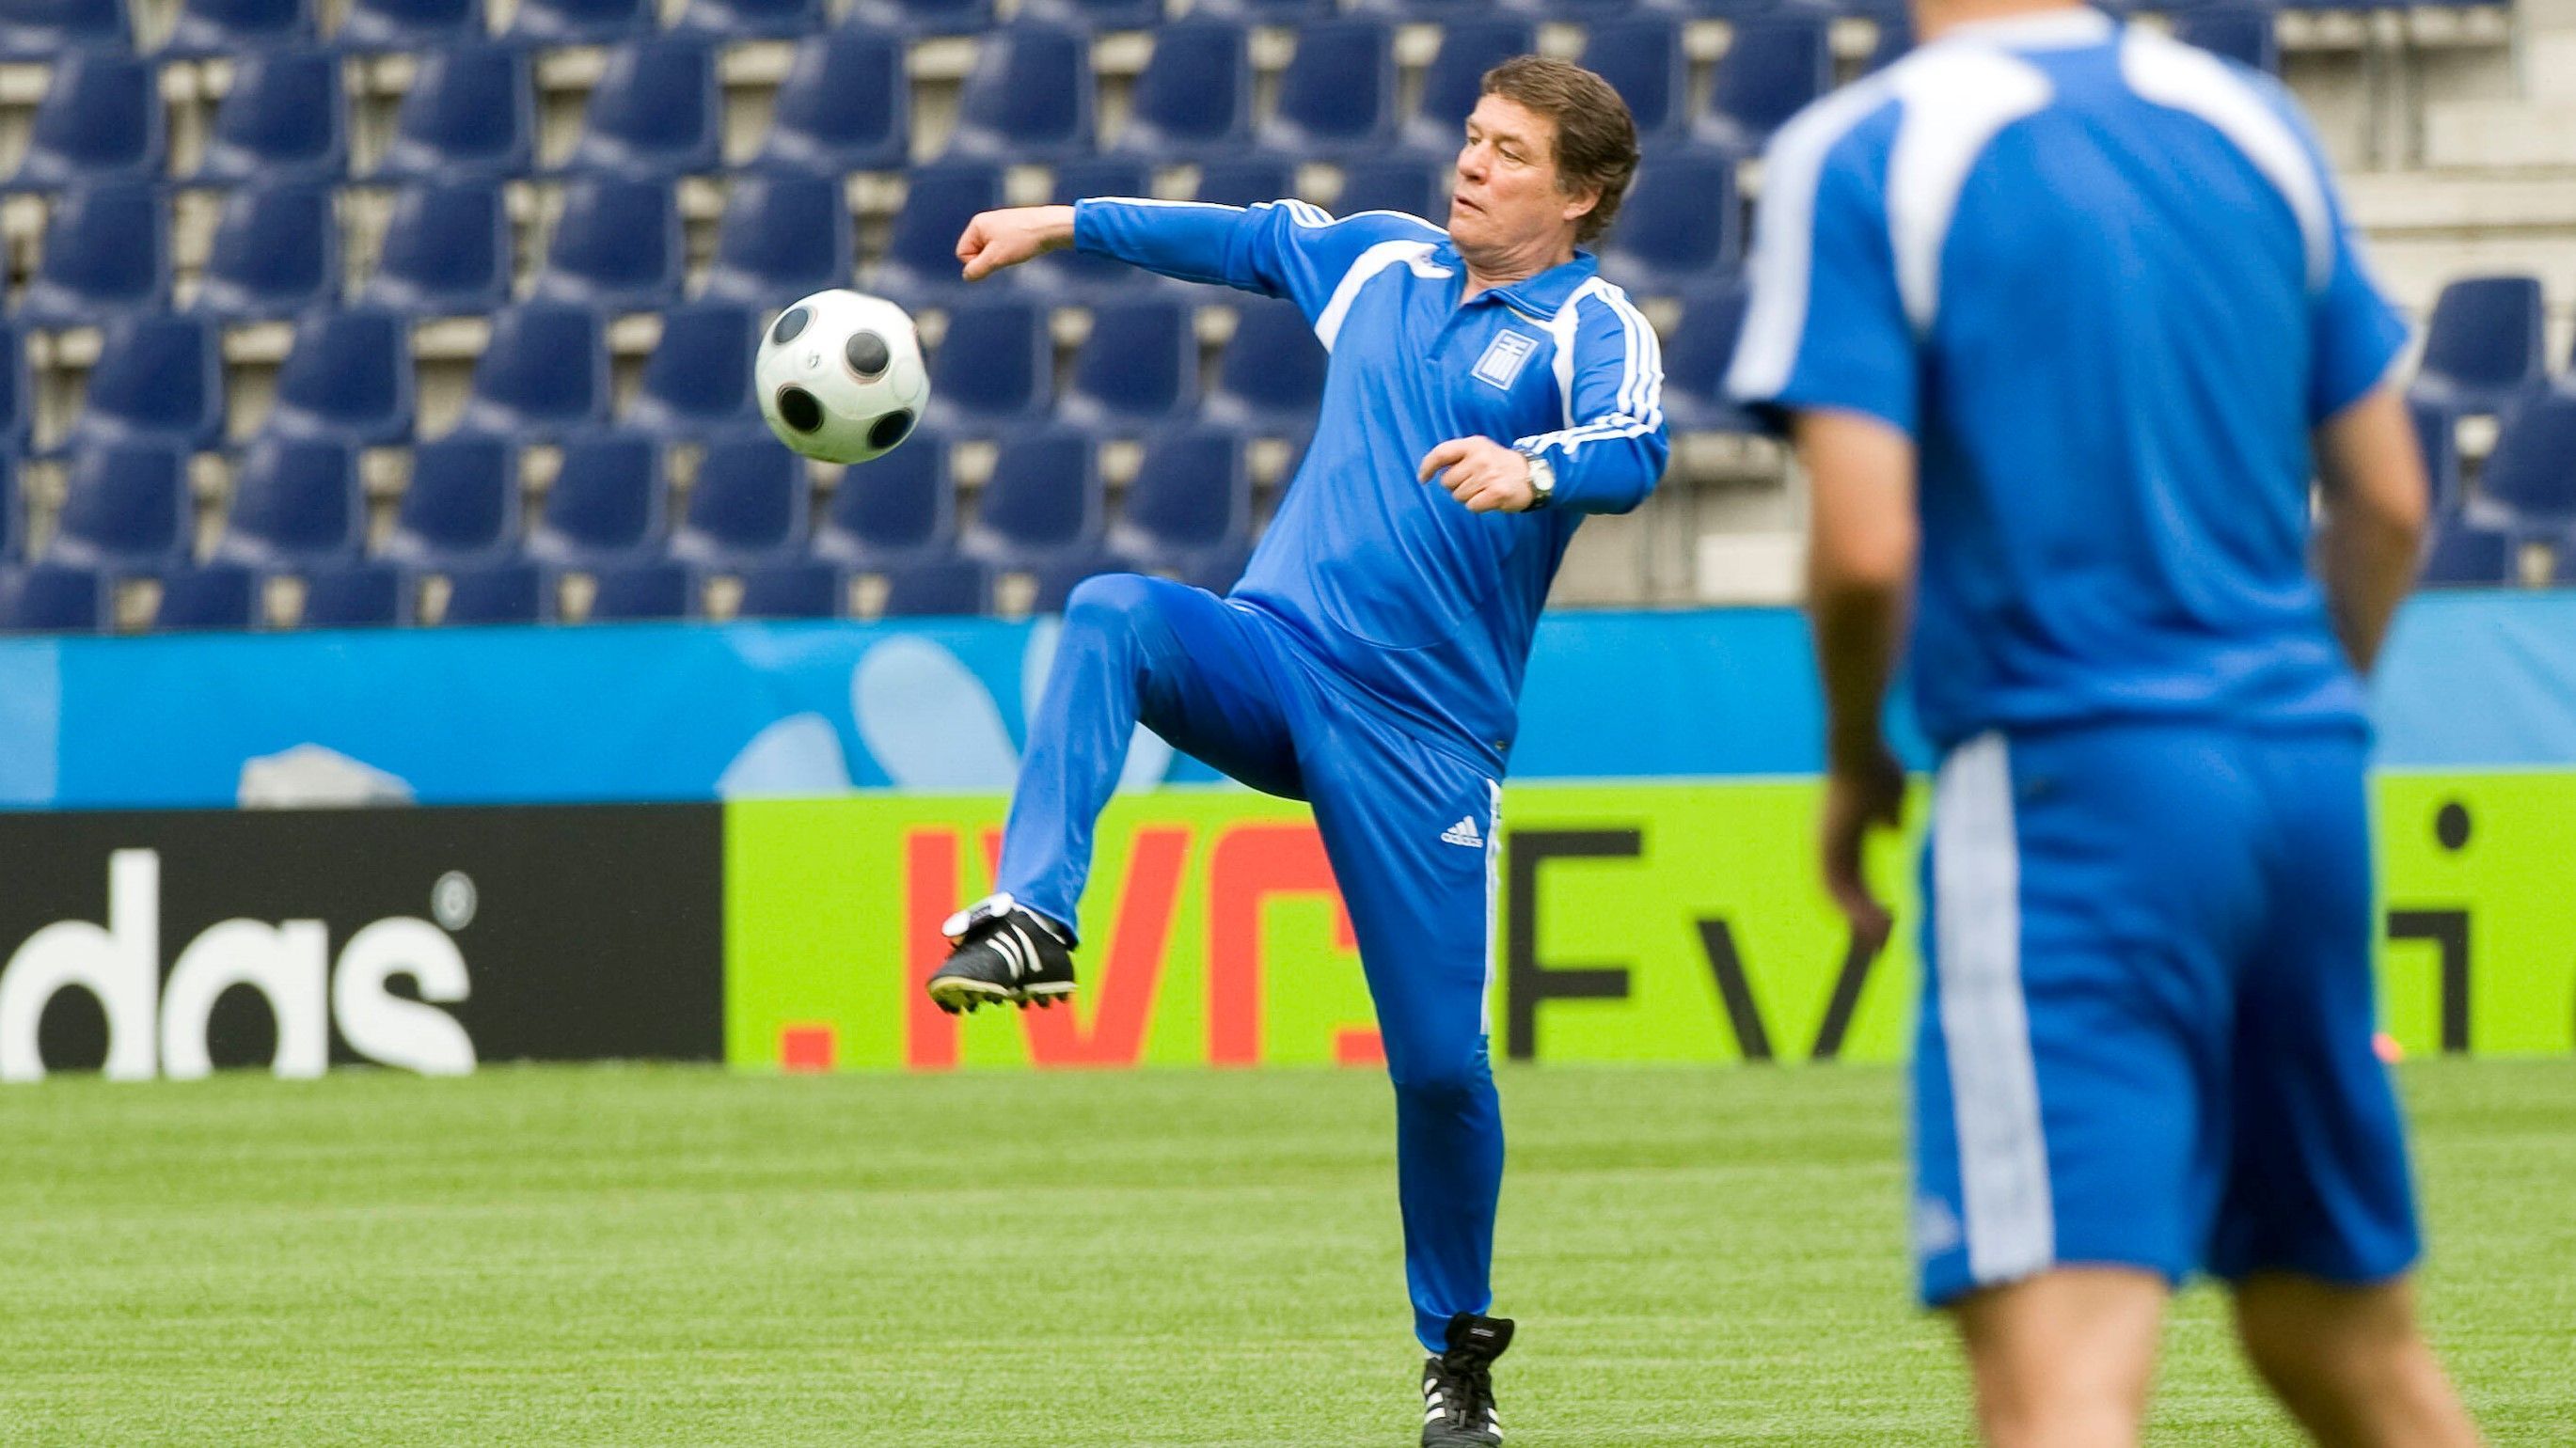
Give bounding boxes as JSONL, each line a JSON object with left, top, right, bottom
{"left": 1728, "top": 9, "right": 2409, "bottom": 748}
{"left": 1074, "top": 197, "right": 1668, "bottom": 763}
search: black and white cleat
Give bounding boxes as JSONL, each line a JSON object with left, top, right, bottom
{"left": 925, "top": 892, "right": 1078, "bottom": 1014}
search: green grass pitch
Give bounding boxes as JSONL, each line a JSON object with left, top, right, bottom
{"left": 3, "top": 1059, "right": 2569, "bottom": 1445}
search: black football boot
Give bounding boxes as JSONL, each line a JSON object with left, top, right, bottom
{"left": 923, "top": 892, "right": 1076, "bottom": 1014}
{"left": 1420, "top": 1313, "right": 1513, "bottom": 1447}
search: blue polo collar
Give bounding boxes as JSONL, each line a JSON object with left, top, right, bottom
{"left": 1429, "top": 240, "right": 1600, "bottom": 319}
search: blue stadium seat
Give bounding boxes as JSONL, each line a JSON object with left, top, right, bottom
{"left": 845, "top": 0, "right": 989, "bottom": 36}
{"left": 8, "top": 53, "right": 161, "bottom": 190}
{"left": 0, "top": 0, "right": 129, "bottom": 59}
{"left": 2417, "top": 518, "right": 2511, "bottom": 589}
{"left": 946, "top": 24, "right": 1094, "bottom": 163}
{"left": 626, "top": 301, "right": 760, "bottom": 437}
{"left": 64, "top": 314, "right": 224, "bottom": 453}
{"left": 213, "top": 436, "right": 361, "bottom": 567}
{"left": 813, "top": 430, "right": 952, "bottom": 564}
{"left": 1864, "top": 10, "right": 1914, "bottom": 73}
{"left": 1019, "top": 0, "right": 1160, "bottom": 24}
{"left": 195, "top": 50, "right": 345, "bottom": 184}
{"left": 0, "top": 564, "right": 104, "bottom": 632}
{"left": 960, "top": 425, "right": 1102, "bottom": 567}
{"left": 20, "top": 181, "right": 166, "bottom": 327}
{"left": 1597, "top": 148, "right": 1740, "bottom": 296}
{"left": 375, "top": 44, "right": 531, "bottom": 181}
{"left": 1108, "top": 424, "right": 1250, "bottom": 574}
{"left": 193, "top": 181, "right": 339, "bottom": 322}
{"left": 751, "top": 30, "right": 909, "bottom": 176}
{"left": 1026, "top": 158, "right": 1155, "bottom": 298}
{"left": 1336, "top": 158, "right": 1446, "bottom": 223}
{"left": 2175, "top": 5, "right": 2280, "bottom": 73}
{"left": 2478, "top": 391, "right": 2576, "bottom": 529}
{"left": 1188, "top": 0, "right": 1327, "bottom": 19}
{"left": 672, "top": 430, "right": 807, "bottom": 564}
{"left": 1500, "top": 0, "right": 1631, "bottom": 15}
{"left": 1346, "top": 0, "right": 1491, "bottom": 20}
{"left": 702, "top": 170, "right": 851, "bottom": 307}
{"left": 0, "top": 451, "right": 14, "bottom": 557}
{"left": 379, "top": 433, "right": 518, "bottom": 564}
{"left": 1204, "top": 297, "right": 1325, "bottom": 435}
{"left": 867, "top": 161, "right": 1006, "bottom": 300}
{"left": 925, "top": 296, "right": 1051, "bottom": 432}
{"left": 1661, "top": 280, "right": 1756, "bottom": 433}
{"left": 2410, "top": 396, "right": 2460, "bottom": 518}
{"left": 531, "top": 176, "right": 682, "bottom": 310}
{"left": 1698, "top": 14, "right": 1832, "bottom": 152}
{"left": 526, "top": 430, "right": 664, "bottom": 564}
{"left": 1063, "top": 297, "right": 1196, "bottom": 428}
{"left": 336, "top": 0, "right": 481, "bottom": 50}
{"left": 1193, "top": 156, "right": 1297, "bottom": 211}
{"left": 429, "top": 560, "right": 547, "bottom": 624}
{"left": 1583, "top": 15, "right": 1688, "bottom": 145}
{"left": 455, "top": 303, "right": 609, "bottom": 437}
{"left": 48, "top": 442, "right": 189, "bottom": 569}
{"left": 877, "top": 556, "right": 990, "bottom": 618}
{"left": 295, "top": 560, "right": 405, "bottom": 627}
{"left": 150, "top": 564, "right": 260, "bottom": 632}
{"left": 1110, "top": 18, "right": 1251, "bottom": 163}
{"left": 577, "top": 559, "right": 696, "bottom": 621}
{"left": 1258, "top": 19, "right": 1396, "bottom": 162}
{"left": 268, "top": 307, "right": 413, "bottom": 448}
{"left": 1404, "top": 19, "right": 1535, "bottom": 154}
{"left": 0, "top": 321, "right": 28, "bottom": 453}
{"left": 561, "top": 38, "right": 720, "bottom": 178}
{"left": 505, "top": 0, "right": 650, "bottom": 45}
{"left": 735, "top": 559, "right": 843, "bottom": 618}
{"left": 1027, "top": 550, "right": 1114, "bottom": 614}
{"left": 672, "top": 0, "right": 816, "bottom": 39}
{"left": 1180, "top": 543, "right": 1250, "bottom": 595}
{"left": 2411, "top": 275, "right": 2545, "bottom": 417}
{"left": 359, "top": 181, "right": 511, "bottom": 316}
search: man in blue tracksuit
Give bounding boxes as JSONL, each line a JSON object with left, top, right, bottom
{"left": 925, "top": 55, "right": 1661, "bottom": 1447}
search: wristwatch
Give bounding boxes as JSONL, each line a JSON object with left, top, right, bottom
{"left": 1515, "top": 447, "right": 1557, "bottom": 512}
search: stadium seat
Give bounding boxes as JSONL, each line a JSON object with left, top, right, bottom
{"left": 1062, "top": 297, "right": 1197, "bottom": 428}
{"left": 1187, "top": 0, "right": 1329, "bottom": 20}
{"left": 2411, "top": 275, "right": 2546, "bottom": 417}
{"left": 0, "top": 564, "right": 104, "bottom": 633}
{"left": 1027, "top": 549, "right": 1114, "bottom": 614}
{"left": 1336, "top": 158, "right": 1447, "bottom": 223}
{"left": 626, "top": 301, "right": 760, "bottom": 437}
{"left": 1258, "top": 19, "right": 1397, "bottom": 162}
{"left": 560, "top": 38, "right": 720, "bottom": 178}
{"left": 8, "top": 53, "right": 161, "bottom": 190}
{"left": 877, "top": 556, "right": 991, "bottom": 618}
{"left": 750, "top": 30, "right": 909, "bottom": 176}
{"left": 1204, "top": 297, "right": 1326, "bottom": 436}
{"left": 19, "top": 181, "right": 166, "bottom": 327}
{"left": 672, "top": 0, "right": 816, "bottom": 39}
{"left": 2410, "top": 396, "right": 2460, "bottom": 518}
{"left": 193, "top": 181, "right": 339, "bottom": 322}
{"left": 925, "top": 296, "right": 1052, "bottom": 431}
{"left": 1026, "top": 158, "right": 1155, "bottom": 298}
{"left": 526, "top": 430, "right": 664, "bottom": 564}
{"left": 294, "top": 560, "right": 406, "bottom": 627}
{"left": 845, "top": 0, "right": 989, "bottom": 36}
{"left": 1108, "top": 424, "right": 1251, "bottom": 574}
{"left": 701, "top": 171, "right": 852, "bottom": 307}
{"left": 195, "top": 50, "right": 346, "bottom": 184}
{"left": 428, "top": 560, "right": 547, "bottom": 624}
{"left": 47, "top": 442, "right": 189, "bottom": 570}
{"left": 960, "top": 425, "right": 1103, "bottom": 567}
{"left": 0, "top": 321, "right": 28, "bottom": 453}
{"left": 63, "top": 314, "right": 224, "bottom": 453}
{"left": 1864, "top": 11, "right": 1915, "bottom": 73}
{"left": 1597, "top": 148, "right": 1741, "bottom": 296}
{"left": 2417, "top": 518, "right": 2512, "bottom": 589}
{"left": 374, "top": 44, "right": 531, "bottom": 181}
{"left": 379, "top": 433, "right": 518, "bottom": 564}
{"left": 150, "top": 564, "right": 260, "bottom": 632}
{"left": 212, "top": 436, "right": 362, "bottom": 567}
{"left": 336, "top": 0, "right": 482, "bottom": 51}
{"left": 454, "top": 303, "right": 609, "bottom": 438}
{"left": 1404, "top": 19, "right": 1536, "bottom": 155}
{"left": 1583, "top": 15, "right": 1688, "bottom": 146}
{"left": 945, "top": 24, "right": 1094, "bottom": 164}
{"left": 735, "top": 559, "right": 843, "bottom": 618}
{"left": 1698, "top": 14, "right": 1833, "bottom": 152}
{"left": 1019, "top": 0, "right": 1160, "bottom": 25}
{"left": 1193, "top": 156, "right": 1298, "bottom": 211}
{"left": 0, "top": 451, "right": 14, "bottom": 558}
{"left": 358, "top": 181, "right": 511, "bottom": 316}
{"left": 0, "top": 0, "right": 128, "bottom": 56}
{"left": 868, "top": 162, "right": 1006, "bottom": 300}
{"left": 1180, "top": 543, "right": 1250, "bottom": 595}
{"left": 1110, "top": 18, "right": 1252, "bottom": 163}
{"left": 267, "top": 307, "right": 413, "bottom": 448}
{"left": 1500, "top": 0, "right": 1632, "bottom": 16}
{"left": 2477, "top": 391, "right": 2576, "bottom": 529}
{"left": 530, "top": 176, "right": 683, "bottom": 311}
{"left": 1346, "top": 0, "right": 1492, "bottom": 20}
{"left": 813, "top": 430, "right": 952, "bottom": 564}
{"left": 2174, "top": 5, "right": 2281, "bottom": 73}
{"left": 577, "top": 559, "right": 696, "bottom": 622}
{"left": 671, "top": 431, "right": 807, "bottom": 564}
{"left": 504, "top": 0, "right": 650, "bottom": 46}
{"left": 1660, "top": 281, "right": 1756, "bottom": 433}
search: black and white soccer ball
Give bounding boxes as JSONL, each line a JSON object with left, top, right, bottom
{"left": 754, "top": 289, "right": 930, "bottom": 465}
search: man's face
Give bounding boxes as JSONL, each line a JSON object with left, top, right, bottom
{"left": 1447, "top": 94, "right": 1592, "bottom": 257}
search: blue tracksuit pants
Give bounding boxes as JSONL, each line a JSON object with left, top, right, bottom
{"left": 998, "top": 573, "right": 1505, "bottom": 1352}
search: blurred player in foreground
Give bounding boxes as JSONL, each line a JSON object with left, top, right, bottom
{"left": 1731, "top": 0, "right": 2483, "bottom": 1442}
{"left": 926, "top": 56, "right": 1662, "bottom": 1447}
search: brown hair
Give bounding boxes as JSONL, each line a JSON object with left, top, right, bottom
{"left": 1479, "top": 55, "right": 1640, "bottom": 245}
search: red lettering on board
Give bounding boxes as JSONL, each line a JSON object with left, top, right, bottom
{"left": 1207, "top": 824, "right": 1372, "bottom": 1066}
{"left": 903, "top": 827, "right": 962, "bottom": 1071}
{"left": 988, "top": 827, "right": 1193, "bottom": 1067}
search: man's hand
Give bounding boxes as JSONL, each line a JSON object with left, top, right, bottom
{"left": 1419, "top": 437, "right": 1537, "bottom": 512}
{"left": 1821, "top": 740, "right": 1905, "bottom": 960}
{"left": 955, "top": 205, "right": 1077, "bottom": 282}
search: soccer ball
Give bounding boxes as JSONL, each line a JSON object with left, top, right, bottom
{"left": 754, "top": 289, "right": 930, "bottom": 465}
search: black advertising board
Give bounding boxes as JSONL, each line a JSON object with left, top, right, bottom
{"left": 0, "top": 805, "right": 723, "bottom": 1081}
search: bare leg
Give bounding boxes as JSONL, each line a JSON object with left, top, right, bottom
{"left": 2234, "top": 1273, "right": 2480, "bottom": 1448}
{"left": 1951, "top": 1267, "right": 2167, "bottom": 1448}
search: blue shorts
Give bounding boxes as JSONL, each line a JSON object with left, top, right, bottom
{"left": 1911, "top": 721, "right": 2421, "bottom": 1307}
